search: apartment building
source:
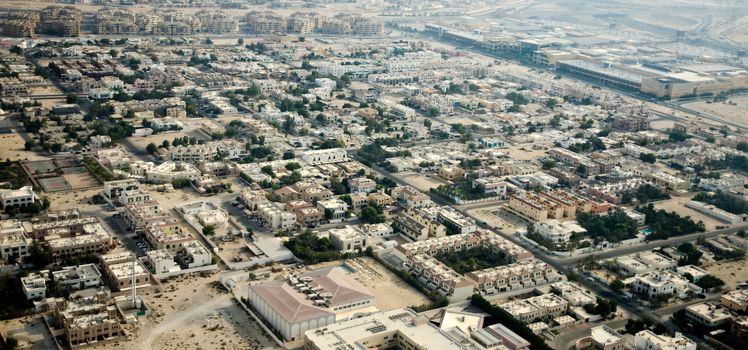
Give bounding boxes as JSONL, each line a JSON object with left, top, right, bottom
{"left": 40, "top": 6, "right": 82, "bottom": 37}
{"left": 122, "top": 201, "right": 173, "bottom": 234}
{"left": 147, "top": 249, "right": 179, "bottom": 274}
{"left": 684, "top": 302, "right": 732, "bottom": 328}
{"left": 45, "top": 223, "right": 113, "bottom": 261}
{"left": 328, "top": 227, "right": 368, "bottom": 252}
{"left": 0, "top": 219, "right": 32, "bottom": 261}
{"left": 391, "top": 186, "right": 432, "bottom": 209}
{"left": 316, "top": 198, "right": 348, "bottom": 223}
{"left": 721, "top": 289, "right": 748, "bottom": 313}
{"left": 301, "top": 148, "right": 348, "bottom": 165}
{"left": 432, "top": 206, "right": 477, "bottom": 235}
{"left": 304, "top": 308, "right": 467, "bottom": 350}
{"left": 623, "top": 271, "right": 692, "bottom": 299}
{"left": 465, "top": 259, "right": 559, "bottom": 295}
{"left": 633, "top": 331, "right": 696, "bottom": 350}
{"left": 0, "top": 77, "right": 29, "bottom": 97}
{"left": 0, "top": 186, "right": 37, "bottom": 209}
{"left": 499, "top": 293, "right": 569, "bottom": 323}
{"left": 393, "top": 208, "right": 447, "bottom": 242}
{"left": 437, "top": 166, "right": 466, "bottom": 182}
{"left": 143, "top": 221, "right": 194, "bottom": 252}
{"left": 170, "top": 144, "right": 218, "bottom": 163}
{"left": 53, "top": 292, "right": 124, "bottom": 348}
{"left": 51, "top": 264, "right": 102, "bottom": 291}
{"left": 22, "top": 271, "right": 48, "bottom": 300}
{"left": 106, "top": 260, "right": 151, "bottom": 291}
{"left": 246, "top": 11, "right": 287, "bottom": 34}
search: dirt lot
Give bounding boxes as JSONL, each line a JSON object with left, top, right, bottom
{"left": 705, "top": 259, "right": 748, "bottom": 290}
{"left": 0, "top": 131, "right": 49, "bottom": 162}
{"left": 652, "top": 195, "right": 724, "bottom": 231}
{"left": 100, "top": 272, "right": 278, "bottom": 350}
{"left": 682, "top": 97, "right": 748, "bottom": 128}
{"left": 1, "top": 316, "right": 58, "bottom": 350}
{"left": 301, "top": 257, "right": 431, "bottom": 311}
{"left": 399, "top": 172, "right": 449, "bottom": 192}
{"left": 469, "top": 206, "right": 527, "bottom": 233}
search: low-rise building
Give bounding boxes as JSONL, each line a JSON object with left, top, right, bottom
{"left": 721, "top": 289, "right": 748, "bottom": 313}
{"left": 499, "top": 293, "right": 569, "bottom": 323}
{"left": 0, "top": 219, "right": 32, "bottom": 261}
{"left": 21, "top": 271, "right": 48, "bottom": 300}
{"left": 248, "top": 267, "right": 374, "bottom": 341}
{"left": 51, "top": 264, "right": 102, "bottom": 291}
{"left": 0, "top": 186, "right": 37, "bottom": 209}
{"left": 52, "top": 291, "right": 124, "bottom": 348}
{"left": 304, "top": 308, "right": 467, "bottom": 350}
{"left": 589, "top": 325, "right": 626, "bottom": 350}
{"left": 685, "top": 302, "right": 732, "bottom": 328}
{"left": 176, "top": 240, "right": 212, "bottom": 268}
{"left": 301, "top": 148, "right": 348, "bottom": 165}
{"left": 633, "top": 330, "right": 696, "bottom": 350}
{"left": 328, "top": 226, "right": 368, "bottom": 252}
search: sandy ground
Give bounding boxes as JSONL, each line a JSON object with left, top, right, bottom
{"left": 399, "top": 172, "right": 449, "bottom": 192}
{"left": 469, "top": 206, "right": 527, "bottom": 233}
{"left": 45, "top": 188, "right": 102, "bottom": 212}
{"left": 345, "top": 257, "right": 431, "bottom": 310}
{"left": 683, "top": 97, "right": 748, "bottom": 127}
{"left": 706, "top": 259, "right": 748, "bottom": 290}
{"left": 146, "top": 185, "right": 202, "bottom": 211}
{"left": 652, "top": 195, "right": 724, "bottom": 231}
{"left": 296, "top": 257, "right": 431, "bottom": 311}
{"left": 0, "top": 131, "right": 50, "bottom": 162}
{"left": 0, "top": 316, "right": 58, "bottom": 350}
{"left": 100, "top": 272, "right": 278, "bottom": 350}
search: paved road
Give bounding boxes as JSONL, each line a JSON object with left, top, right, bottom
{"left": 355, "top": 147, "right": 745, "bottom": 337}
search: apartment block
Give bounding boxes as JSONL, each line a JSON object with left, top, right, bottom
{"left": 53, "top": 292, "right": 124, "bottom": 348}
{"left": 301, "top": 148, "right": 348, "bottom": 165}
{"left": 0, "top": 219, "right": 32, "bottom": 261}
{"left": 499, "top": 293, "right": 569, "bottom": 323}
{"left": 51, "top": 264, "right": 102, "bottom": 291}
{"left": 633, "top": 331, "right": 696, "bottom": 350}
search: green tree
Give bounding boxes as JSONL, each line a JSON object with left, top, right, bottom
{"left": 639, "top": 153, "right": 657, "bottom": 164}
{"left": 146, "top": 143, "right": 157, "bottom": 154}
{"left": 202, "top": 225, "right": 216, "bottom": 236}
{"left": 65, "top": 93, "right": 79, "bottom": 104}
{"left": 610, "top": 278, "right": 625, "bottom": 291}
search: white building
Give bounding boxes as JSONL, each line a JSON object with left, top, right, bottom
{"left": 0, "top": 186, "right": 37, "bottom": 209}
{"left": 590, "top": 325, "right": 626, "bottom": 350}
{"left": 21, "top": 271, "right": 48, "bottom": 300}
{"left": 624, "top": 271, "right": 692, "bottom": 299}
{"left": 170, "top": 144, "right": 218, "bottom": 163}
{"left": 301, "top": 148, "right": 348, "bottom": 165}
{"left": 633, "top": 330, "right": 696, "bottom": 350}
{"left": 0, "top": 219, "right": 32, "bottom": 261}
{"left": 51, "top": 264, "right": 102, "bottom": 291}
{"left": 130, "top": 161, "right": 201, "bottom": 184}
{"left": 147, "top": 249, "right": 179, "bottom": 274}
{"left": 257, "top": 202, "right": 296, "bottom": 230}
{"left": 535, "top": 220, "right": 586, "bottom": 243}
{"left": 304, "top": 308, "right": 467, "bottom": 350}
{"left": 328, "top": 226, "right": 368, "bottom": 252}
{"left": 499, "top": 293, "right": 569, "bottom": 323}
{"left": 176, "top": 240, "right": 212, "bottom": 268}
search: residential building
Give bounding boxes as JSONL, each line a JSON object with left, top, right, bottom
{"left": 633, "top": 331, "right": 696, "bottom": 350}
{"left": 348, "top": 177, "right": 377, "bottom": 193}
{"left": 21, "top": 271, "right": 48, "bottom": 300}
{"left": 52, "top": 292, "right": 124, "bottom": 348}
{"left": 51, "top": 264, "right": 102, "bottom": 291}
{"left": 391, "top": 186, "right": 432, "bottom": 209}
{"left": 45, "top": 223, "right": 113, "bottom": 261}
{"left": 143, "top": 221, "right": 194, "bottom": 252}
{"left": 499, "top": 293, "right": 569, "bottom": 323}
{"left": 257, "top": 202, "right": 297, "bottom": 230}
{"left": 624, "top": 271, "right": 692, "bottom": 299}
{"left": 301, "top": 148, "right": 348, "bottom": 165}
{"left": 176, "top": 240, "right": 212, "bottom": 268}
{"left": 685, "top": 302, "right": 733, "bottom": 328}
{"left": 0, "top": 186, "right": 37, "bottom": 209}
{"left": 721, "top": 289, "right": 748, "bottom": 313}
{"left": 393, "top": 208, "right": 447, "bottom": 242}
{"left": 0, "top": 219, "right": 32, "bottom": 261}
{"left": 589, "top": 325, "right": 626, "bottom": 350}
{"left": 316, "top": 198, "right": 348, "bottom": 223}
{"left": 473, "top": 177, "right": 509, "bottom": 197}
{"left": 534, "top": 220, "right": 586, "bottom": 243}
{"left": 328, "top": 226, "right": 368, "bottom": 252}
